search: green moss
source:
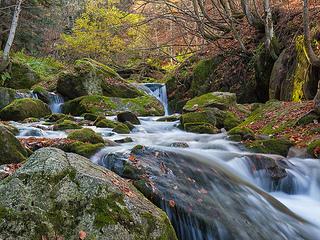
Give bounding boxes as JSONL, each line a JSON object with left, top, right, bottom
{"left": 180, "top": 110, "right": 217, "bottom": 127}
{"left": 307, "top": 140, "right": 320, "bottom": 158}
{"left": 69, "top": 142, "right": 104, "bottom": 158}
{"left": 131, "top": 145, "right": 145, "bottom": 154}
{"left": 183, "top": 92, "right": 236, "bottom": 112}
{"left": 292, "top": 35, "right": 310, "bottom": 102}
{"left": 68, "top": 128, "right": 104, "bottom": 144}
{"left": 246, "top": 139, "right": 293, "bottom": 156}
{"left": 45, "top": 113, "right": 73, "bottom": 123}
{"left": 95, "top": 119, "right": 118, "bottom": 128}
{"left": 113, "top": 123, "right": 130, "bottom": 134}
{"left": 0, "top": 98, "right": 51, "bottom": 121}
{"left": 228, "top": 126, "right": 255, "bottom": 141}
{"left": 83, "top": 113, "right": 100, "bottom": 121}
{"left": 295, "top": 112, "right": 319, "bottom": 126}
{"left": 184, "top": 123, "right": 218, "bottom": 134}
{"left": 62, "top": 95, "right": 164, "bottom": 116}
{"left": 53, "top": 120, "right": 82, "bottom": 131}
{"left": 92, "top": 193, "right": 133, "bottom": 228}
{"left": 223, "top": 112, "right": 241, "bottom": 130}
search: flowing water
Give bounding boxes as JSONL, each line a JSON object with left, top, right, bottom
{"left": 47, "top": 92, "right": 64, "bottom": 113}
{"left": 139, "top": 83, "right": 169, "bottom": 115}
{"left": 13, "top": 117, "right": 320, "bottom": 239}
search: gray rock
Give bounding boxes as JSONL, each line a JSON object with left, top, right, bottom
{"left": 0, "top": 148, "right": 177, "bottom": 240}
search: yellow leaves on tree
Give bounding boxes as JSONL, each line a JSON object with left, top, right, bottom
{"left": 59, "top": 0, "right": 147, "bottom": 64}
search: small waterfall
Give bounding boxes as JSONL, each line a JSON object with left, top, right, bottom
{"left": 15, "top": 91, "right": 38, "bottom": 99}
{"left": 140, "top": 83, "right": 169, "bottom": 115}
{"left": 48, "top": 93, "right": 64, "bottom": 113}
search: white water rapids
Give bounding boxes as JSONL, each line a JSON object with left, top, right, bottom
{"left": 13, "top": 116, "right": 320, "bottom": 239}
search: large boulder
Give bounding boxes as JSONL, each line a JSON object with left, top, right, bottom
{"left": 0, "top": 148, "right": 177, "bottom": 239}
{"left": 0, "top": 125, "right": 28, "bottom": 164}
{"left": 67, "top": 128, "right": 104, "bottom": 144}
{"left": 0, "top": 87, "right": 37, "bottom": 109}
{"left": 0, "top": 98, "right": 51, "bottom": 121}
{"left": 117, "top": 111, "right": 141, "bottom": 125}
{"left": 3, "top": 60, "right": 41, "bottom": 89}
{"left": 62, "top": 95, "right": 164, "bottom": 116}
{"left": 57, "top": 59, "right": 143, "bottom": 100}
{"left": 183, "top": 92, "right": 236, "bottom": 112}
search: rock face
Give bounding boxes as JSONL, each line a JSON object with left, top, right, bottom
{"left": 183, "top": 92, "right": 236, "bottom": 112}
{"left": 0, "top": 87, "right": 37, "bottom": 109}
{"left": 0, "top": 125, "right": 28, "bottom": 164}
{"left": 57, "top": 60, "right": 143, "bottom": 100}
{"left": 62, "top": 95, "right": 164, "bottom": 116}
{"left": 0, "top": 98, "right": 51, "bottom": 121}
{"left": 0, "top": 148, "right": 177, "bottom": 240}
{"left": 4, "top": 61, "right": 41, "bottom": 89}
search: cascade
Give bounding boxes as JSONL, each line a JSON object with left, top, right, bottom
{"left": 48, "top": 92, "right": 64, "bottom": 113}
{"left": 140, "top": 83, "right": 169, "bottom": 115}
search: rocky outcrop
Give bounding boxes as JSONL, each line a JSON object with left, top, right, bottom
{"left": 0, "top": 125, "right": 28, "bottom": 164}
{"left": 57, "top": 59, "right": 143, "bottom": 100}
{"left": 62, "top": 95, "right": 164, "bottom": 116}
{"left": 0, "top": 87, "right": 37, "bottom": 109}
{"left": 0, "top": 98, "right": 51, "bottom": 121}
{"left": 0, "top": 148, "right": 177, "bottom": 240}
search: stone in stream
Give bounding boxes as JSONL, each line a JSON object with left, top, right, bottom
{"left": 0, "top": 148, "right": 177, "bottom": 240}
{"left": 0, "top": 98, "right": 51, "bottom": 121}
{"left": 97, "top": 146, "right": 318, "bottom": 240}
{"left": 0, "top": 125, "right": 28, "bottom": 165}
{"left": 117, "top": 111, "right": 141, "bottom": 125}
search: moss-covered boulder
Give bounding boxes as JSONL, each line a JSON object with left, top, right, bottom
{"left": 68, "top": 142, "right": 105, "bottom": 158}
{"left": 0, "top": 125, "right": 28, "bottom": 164}
{"left": 307, "top": 140, "right": 320, "bottom": 158}
{"left": 53, "top": 120, "right": 82, "bottom": 131}
{"left": 228, "top": 126, "right": 255, "bottom": 141}
{"left": 245, "top": 139, "right": 293, "bottom": 157}
{"left": 0, "top": 98, "right": 51, "bottom": 121}
{"left": 62, "top": 95, "right": 164, "bottom": 116}
{"left": 32, "top": 86, "right": 51, "bottom": 104}
{"left": 45, "top": 113, "right": 74, "bottom": 123}
{"left": 95, "top": 119, "right": 118, "bottom": 128}
{"left": 57, "top": 59, "right": 143, "bottom": 100}
{"left": 183, "top": 92, "right": 236, "bottom": 112}
{"left": 3, "top": 60, "right": 41, "bottom": 89}
{"left": 0, "top": 148, "right": 177, "bottom": 239}
{"left": 113, "top": 123, "right": 131, "bottom": 134}
{"left": 83, "top": 113, "right": 100, "bottom": 121}
{"left": 67, "top": 128, "right": 104, "bottom": 144}
{"left": 184, "top": 123, "right": 219, "bottom": 134}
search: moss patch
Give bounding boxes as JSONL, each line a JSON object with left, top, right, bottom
{"left": 68, "top": 128, "right": 104, "bottom": 144}
{"left": 53, "top": 120, "right": 82, "bottom": 131}
{"left": 245, "top": 139, "right": 293, "bottom": 156}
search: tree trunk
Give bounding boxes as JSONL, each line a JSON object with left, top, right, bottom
{"left": 302, "top": 0, "right": 320, "bottom": 113}
{"left": 0, "top": 0, "right": 23, "bottom": 71}
{"left": 264, "top": 0, "right": 274, "bottom": 50}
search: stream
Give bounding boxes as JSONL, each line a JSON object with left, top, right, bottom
{"left": 10, "top": 85, "right": 320, "bottom": 239}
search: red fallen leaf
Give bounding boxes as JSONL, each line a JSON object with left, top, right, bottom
{"left": 79, "top": 230, "right": 87, "bottom": 239}
{"left": 169, "top": 199, "right": 176, "bottom": 208}
{"left": 128, "top": 155, "right": 136, "bottom": 162}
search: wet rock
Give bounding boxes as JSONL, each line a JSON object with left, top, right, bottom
{"left": 245, "top": 138, "right": 293, "bottom": 157}
{"left": 83, "top": 113, "right": 100, "bottom": 121}
{"left": 169, "top": 142, "right": 189, "bottom": 148}
{"left": 62, "top": 95, "right": 164, "bottom": 116}
{"left": 45, "top": 113, "right": 74, "bottom": 123}
{"left": 67, "top": 128, "right": 104, "bottom": 144}
{"left": 228, "top": 126, "right": 255, "bottom": 141}
{"left": 0, "top": 148, "right": 177, "bottom": 240}
{"left": 112, "top": 123, "right": 131, "bottom": 134}
{"left": 183, "top": 92, "right": 236, "bottom": 112}
{"left": 0, "top": 98, "right": 51, "bottom": 121}
{"left": 0, "top": 126, "right": 28, "bottom": 164}
{"left": 53, "top": 120, "right": 82, "bottom": 131}
{"left": 157, "top": 114, "right": 180, "bottom": 122}
{"left": 287, "top": 147, "right": 308, "bottom": 158}
{"left": 115, "top": 137, "right": 134, "bottom": 143}
{"left": 117, "top": 111, "right": 140, "bottom": 125}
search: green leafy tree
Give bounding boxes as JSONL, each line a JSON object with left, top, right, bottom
{"left": 59, "top": 0, "right": 148, "bottom": 64}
